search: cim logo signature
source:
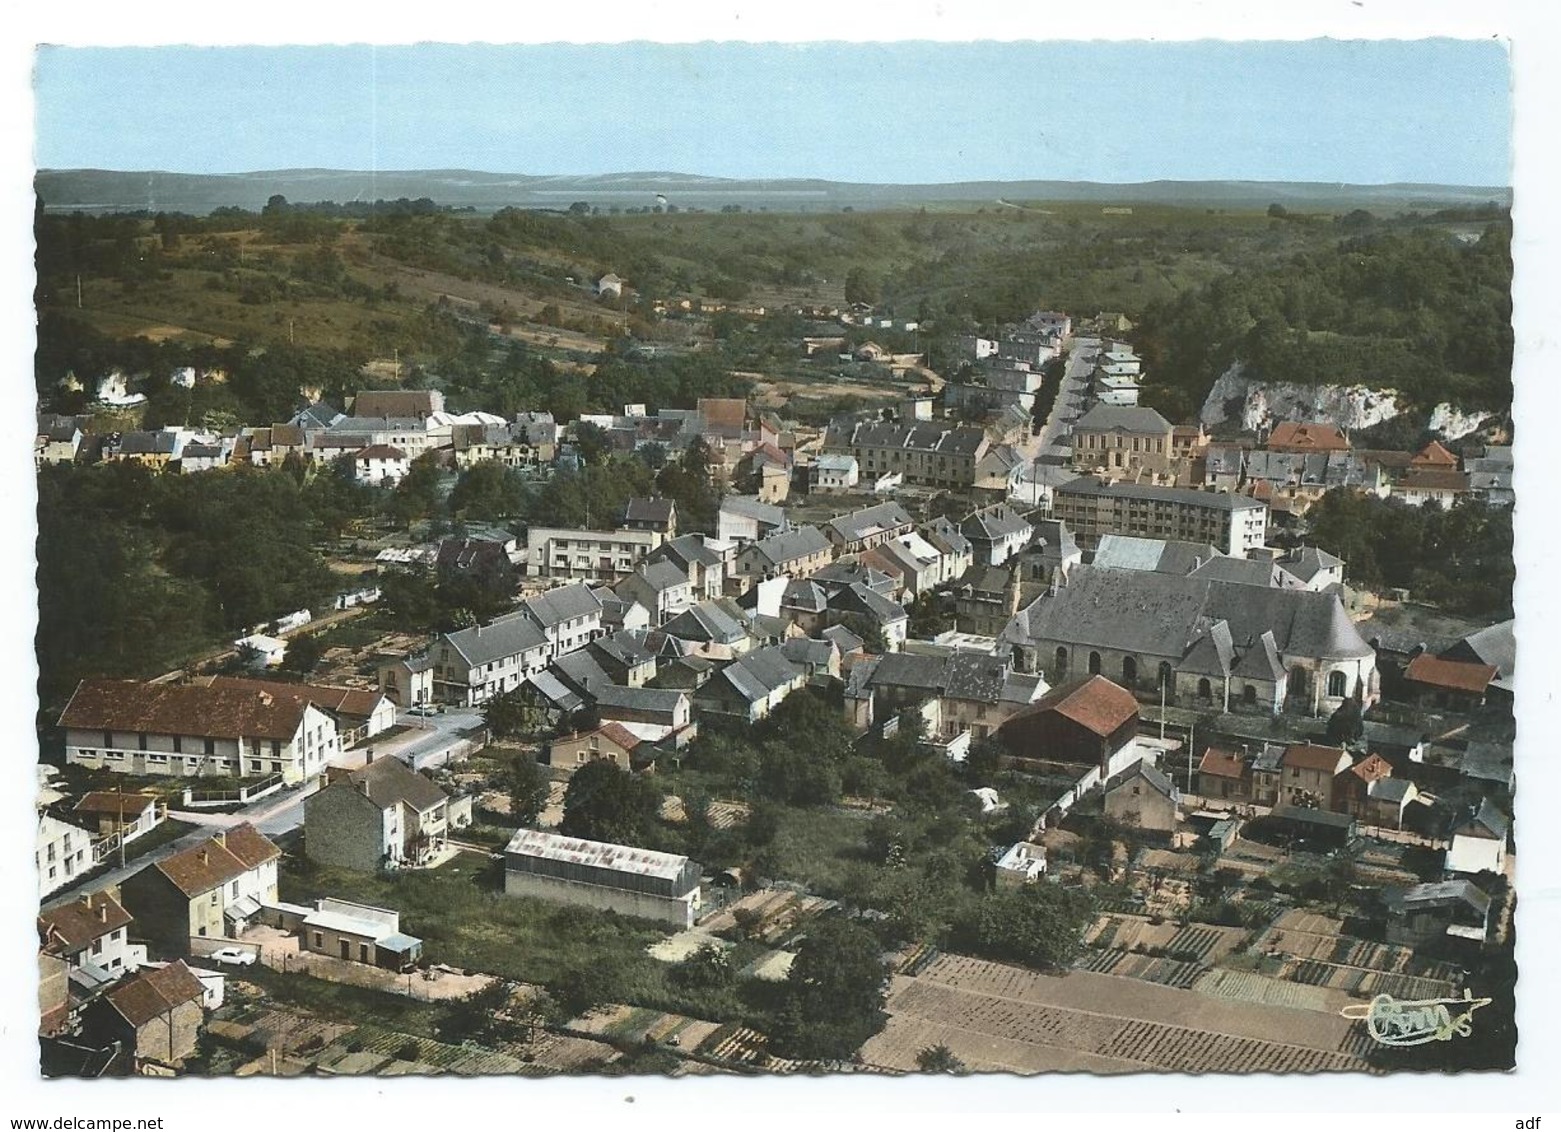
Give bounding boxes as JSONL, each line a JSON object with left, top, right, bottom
{"left": 1340, "top": 990, "right": 1493, "bottom": 1047}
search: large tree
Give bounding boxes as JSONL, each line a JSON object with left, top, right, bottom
{"left": 770, "top": 916, "right": 888, "bottom": 1061}
{"left": 558, "top": 759, "right": 661, "bottom": 846}
{"left": 506, "top": 754, "right": 551, "bottom": 828}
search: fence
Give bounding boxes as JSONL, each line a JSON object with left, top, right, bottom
{"left": 182, "top": 773, "right": 286, "bottom": 809}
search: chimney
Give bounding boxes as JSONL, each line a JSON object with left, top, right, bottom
{"left": 213, "top": 830, "right": 226, "bottom": 848}
{"left": 199, "top": 849, "right": 208, "bottom": 865}
{"left": 98, "top": 903, "right": 108, "bottom": 923}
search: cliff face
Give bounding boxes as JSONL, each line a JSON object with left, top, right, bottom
{"left": 1199, "top": 364, "right": 1404, "bottom": 432}
{"left": 1426, "top": 403, "right": 1492, "bottom": 441}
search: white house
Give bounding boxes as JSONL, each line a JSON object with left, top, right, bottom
{"left": 355, "top": 445, "right": 412, "bottom": 486}
{"left": 37, "top": 813, "right": 93, "bottom": 899}
{"left": 810, "top": 454, "right": 860, "bottom": 493}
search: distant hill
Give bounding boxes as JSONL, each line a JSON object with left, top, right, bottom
{"left": 33, "top": 167, "right": 1513, "bottom": 216}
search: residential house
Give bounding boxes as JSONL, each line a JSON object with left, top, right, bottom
{"left": 621, "top": 497, "right": 678, "bottom": 538}
{"left": 524, "top": 582, "right": 606, "bottom": 658}
{"left": 1266, "top": 422, "right": 1350, "bottom": 454}
{"left": 1197, "top": 746, "right": 1254, "bottom": 805}
{"left": 1200, "top": 445, "right": 1247, "bottom": 491}
{"left": 1069, "top": 404, "right": 1176, "bottom": 477}
{"left": 1332, "top": 752, "right": 1394, "bottom": 818}
{"left": 694, "top": 645, "right": 807, "bottom": 723}
{"left": 178, "top": 440, "right": 232, "bottom": 473}
{"left": 615, "top": 560, "right": 693, "bottom": 626}
{"left": 954, "top": 564, "right": 1024, "bottom": 638}
{"left": 1052, "top": 477, "right": 1269, "bottom": 557}
{"left": 1445, "top": 799, "right": 1509, "bottom": 876}
{"left": 1102, "top": 761, "right": 1180, "bottom": 837}
{"left": 734, "top": 525, "right": 835, "bottom": 583}
{"left": 522, "top": 526, "right": 664, "bottom": 582}
{"left": 352, "top": 389, "right": 445, "bottom": 419}
{"left": 961, "top": 504, "right": 1036, "bottom": 567}
{"left": 431, "top": 611, "right": 551, "bottom": 706}
{"left": 597, "top": 273, "right": 624, "bottom": 299}
{"left": 378, "top": 653, "right": 435, "bottom": 708}
{"left": 780, "top": 636, "right": 842, "bottom": 683}
{"left": 920, "top": 517, "right": 975, "bottom": 586}
{"left": 1384, "top": 880, "right": 1492, "bottom": 948}
{"left": 1000, "top": 564, "right": 1377, "bottom": 716}
{"left": 549, "top": 723, "right": 645, "bottom": 772}
{"left": 104, "top": 430, "right": 179, "bottom": 468}
{"left": 1367, "top": 777, "right": 1421, "bottom": 830}
{"left": 82, "top": 961, "right": 205, "bottom": 1069}
{"left": 859, "top": 650, "right": 1047, "bottom": 741}
{"left": 354, "top": 444, "right": 412, "bottom": 486}
{"left": 587, "top": 632, "right": 659, "bottom": 688}
{"left": 810, "top": 454, "right": 860, "bottom": 493}
{"left": 593, "top": 685, "right": 693, "bottom": 736}
{"left": 305, "top": 754, "right": 471, "bottom": 872}
{"left": 1392, "top": 467, "right": 1469, "bottom": 508}
{"left": 870, "top": 530, "right": 948, "bottom": 597}
{"left": 825, "top": 501, "right": 915, "bottom": 556}
{"left": 37, "top": 813, "right": 93, "bottom": 899}
{"left": 59, "top": 677, "right": 342, "bottom": 785}
{"left": 994, "top": 842, "right": 1047, "bottom": 887}
{"left": 436, "top": 537, "right": 519, "bottom": 596}
{"left": 1278, "top": 743, "right": 1353, "bottom": 808}
{"left": 72, "top": 792, "right": 163, "bottom": 845}
{"left": 644, "top": 534, "right": 733, "bottom": 602}
{"left": 36, "top": 413, "right": 84, "bottom": 467}
{"left": 737, "top": 443, "right": 793, "bottom": 502}
{"left": 996, "top": 675, "right": 1140, "bottom": 772}
{"left": 119, "top": 825, "right": 280, "bottom": 952}
{"left": 718, "top": 495, "right": 789, "bottom": 544}
{"left": 504, "top": 828, "right": 702, "bottom": 928}
{"left": 598, "top": 595, "right": 653, "bottom": 635}
{"left": 659, "top": 600, "right": 753, "bottom": 658}
{"left": 1466, "top": 445, "right": 1514, "bottom": 507}
{"left": 39, "top": 891, "right": 140, "bottom": 995}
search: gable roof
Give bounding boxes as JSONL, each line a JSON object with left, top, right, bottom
{"left": 1446, "top": 620, "right": 1515, "bottom": 683}
{"left": 1056, "top": 476, "right": 1268, "bottom": 513}
{"left": 151, "top": 824, "right": 279, "bottom": 897}
{"left": 524, "top": 582, "right": 603, "bottom": 628}
{"left": 341, "top": 757, "right": 449, "bottom": 813}
{"left": 1267, "top": 421, "right": 1350, "bottom": 451}
{"left": 1008, "top": 675, "right": 1138, "bottom": 738}
{"left": 826, "top": 501, "right": 913, "bottom": 545}
{"left": 40, "top": 893, "right": 134, "bottom": 954}
{"left": 628, "top": 560, "right": 690, "bottom": 594}
{"left": 961, "top": 504, "right": 1033, "bottom": 542}
{"left": 1385, "top": 879, "right": 1490, "bottom": 918}
{"left": 1197, "top": 746, "right": 1248, "bottom": 780}
{"left": 662, "top": 600, "right": 749, "bottom": 646}
{"left": 443, "top": 609, "right": 549, "bottom": 667}
{"left": 1454, "top": 797, "right": 1509, "bottom": 840}
{"left": 59, "top": 678, "right": 316, "bottom": 741}
{"left": 1281, "top": 743, "right": 1351, "bottom": 774}
{"left": 1412, "top": 440, "right": 1459, "bottom": 467}
{"left": 741, "top": 525, "right": 832, "bottom": 568}
{"left": 1404, "top": 653, "right": 1498, "bottom": 695}
{"left": 72, "top": 791, "right": 160, "bottom": 819}
{"left": 623, "top": 496, "right": 677, "bottom": 524}
{"left": 719, "top": 495, "right": 787, "bottom": 527}
{"left": 714, "top": 645, "right": 805, "bottom": 704}
{"left": 352, "top": 389, "right": 442, "bottom": 418}
{"left": 103, "top": 961, "right": 205, "bottom": 1028}
{"left": 1105, "top": 759, "right": 1178, "bottom": 801}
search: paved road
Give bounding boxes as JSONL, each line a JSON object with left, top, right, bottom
{"left": 41, "top": 706, "right": 489, "bottom": 910}
{"left": 1033, "top": 336, "right": 1097, "bottom": 464}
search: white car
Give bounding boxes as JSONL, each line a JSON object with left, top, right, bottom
{"left": 209, "top": 947, "right": 258, "bottom": 967}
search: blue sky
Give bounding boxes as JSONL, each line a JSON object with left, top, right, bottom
{"left": 35, "top": 38, "right": 1510, "bottom": 186}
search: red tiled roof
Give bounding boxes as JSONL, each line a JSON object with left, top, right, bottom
{"left": 152, "top": 824, "right": 278, "bottom": 897}
{"left": 59, "top": 678, "right": 313, "bottom": 741}
{"left": 215, "top": 677, "right": 387, "bottom": 722}
{"left": 357, "top": 444, "right": 409, "bottom": 461}
{"left": 1016, "top": 675, "right": 1139, "bottom": 738}
{"left": 698, "top": 397, "right": 748, "bottom": 438}
{"left": 73, "top": 791, "right": 160, "bottom": 819}
{"left": 39, "top": 893, "right": 133, "bottom": 955}
{"left": 595, "top": 722, "right": 643, "bottom": 751}
{"left": 1412, "top": 440, "right": 1458, "bottom": 467}
{"left": 1344, "top": 753, "right": 1393, "bottom": 783}
{"left": 104, "top": 961, "right": 204, "bottom": 1028}
{"left": 1404, "top": 653, "right": 1498, "bottom": 694}
{"left": 1397, "top": 468, "right": 1468, "bottom": 492}
{"left": 1197, "top": 746, "right": 1247, "bottom": 780}
{"left": 1281, "top": 743, "right": 1350, "bottom": 773}
{"left": 1268, "top": 422, "right": 1350, "bottom": 452}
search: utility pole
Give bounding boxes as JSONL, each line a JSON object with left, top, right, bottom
{"left": 76, "top": 274, "right": 82, "bottom": 309}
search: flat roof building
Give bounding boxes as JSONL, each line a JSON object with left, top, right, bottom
{"left": 502, "top": 829, "right": 702, "bottom": 928}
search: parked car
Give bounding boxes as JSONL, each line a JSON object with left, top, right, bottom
{"left": 408, "top": 704, "right": 438, "bottom": 717}
{"left": 209, "top": 947, "right": 258, "bottom": 967}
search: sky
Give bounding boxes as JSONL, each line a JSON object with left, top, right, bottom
{"left": 33, "top": 39, "right": 1512, "bottom": 186}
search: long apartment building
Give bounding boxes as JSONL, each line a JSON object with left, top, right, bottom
{"left": 824, "top": 420, "right": 991, "bottom": 489}
{"left": 1053, "top": 476, "right": 1268, "bottom": 557}
{"left": 521, "top": 526, "right": 665, "bottom": 582}
{"left": 58, "top": 678, "right": 342, "bottom": 785}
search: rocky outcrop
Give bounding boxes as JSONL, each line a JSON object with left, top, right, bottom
{"left": 1199, "top": 364, "right": 1404, "bottom": 432}
{"left": 1426, "top": 403, "right": 1492, "bottom": 441}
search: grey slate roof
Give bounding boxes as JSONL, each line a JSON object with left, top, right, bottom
{"left": 834, "top": 420, "right": 988, "bottom": 457}
{"left": 868, "top": 651, "right": 950, "bottom": 692}
{"left": 1074, "top": 404, "right": 1173, "bottom": 434}
{"left": 590, "top": 631, "right": 656, "bottom": 670}
{"left": 623, "top": 497, "right": 676, "bottom": 524}
{"left": 1105, "top": 760, "right": 1179, "bottom": 801}
{"left": 1003, "top": 564, "right": 1373, "bottom": 663}
{"left": 714, "top": 645, "right": 804, "bottom": 704}
{"left": 781, "top": 580, "right": 829, "bottom": 615}
{"left": 1093, "top": 535, "right": 1223, "bottom": 576}
{"left": 551, "top": 650, "right": 613, "bottom": 695}
{"left": 1179, "top": 621, "right": 1235, "bottom": 677}
{"left": 1454, "top": 797, "right": 1509, "bottom": 841}
{"left": 662, "top": 600, "right": 749, "bottom": 646}
{"left": 821, "top": 624, "right": 866, "bottom": 655}
{"left": 593, "top": 683, "right": 689, "bottom": 715}
{"left": 720, "top": 495, "right": 787, "bottom": 527}
{"left": 650, "top": 534, "right": 725, "bottom": 570}
{"left": 524, "top": 583, "right": 602, "bottom": 628}
{"left": 962, "top": 504, "right": 1033, "bottom": 542}
{"left": 921, "top": 516, "right": 972, "bottom": 558}
{"left": 1385, "top": 879, "right": 1491, "bottom": 917}
{"left": 1189, "top": 556, "right": 1292, "bottom": 589}
{"left": 444, "top": 610, "right": 549, "bottom": 667}
{"left": 781, "top": 637, "right": 838, "bottom": 669}
{"left": 813, "top": 560, "right": 896, "bottom": 595}
{"left": 633, "top": 560, "right": 690, "bottom": 593}
{"left": 1281, "top": 546, "right": 1344, "bottom": 584}
{"left": 830, "top": 582, "right": 908, "bottom": 625}
{"left": 525, "top": 671, "right": 585, "bottom": 712}
{"left": 743, "top": 525, "right": 832, "bottom": 568}
{"left": 826, "top": 501, "right": 913, "bottom": 545}
{"left": 1455, "top": 620, "right": 1515, "bottom": 682}
{"left": 1368, "top": 778, "right": 1416, "bottom": 805}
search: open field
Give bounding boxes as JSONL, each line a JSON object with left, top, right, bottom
{"left": 860, "top": 954, "right": 1376, "bottom": 1075}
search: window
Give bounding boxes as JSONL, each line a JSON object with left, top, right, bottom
{"left": 1327, "top": 670, "right": 1348, "bottom": 698}
{"left": 249, "top": 760, "right": 262, "bottom": 773}
{"left": 210, "top": 892, "right": 219, "bottom": 906}
{"left": 313, "top": 932, "right": 323, "bottom": 948}
{"left": 360, "top": 943, "right": 371, "bottom": 964}
{"left": 271, "top": 740, "right": 281, "bottom": 757}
